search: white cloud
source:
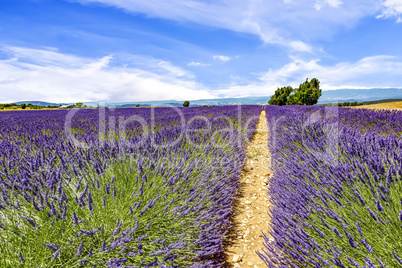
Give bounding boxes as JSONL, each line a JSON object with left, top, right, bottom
{"left": 157, "top": 60, "right": 192, "bottom": 77}
{"left": 377, "top": 0, "right": 402, "bottom": 22}
{"left": 214, "top": 55, "right": 402, "bottom": 97}
{"left": 213, "top": 55, "right": 231, "bottom": 62}
{"left": 314, "top": 0, "right": 343, "bottom": 10}
{"left": 0, "top": 46, "right": 215, "bottom": 103}
{"left": 188, "top": 61, "right": 210, "bottom": 66}
{"left": 262, "top": 55, "right": 402, "bottom": 90}
{"left": 74, "top": 0, "right": 379, "bottom": 53}
{"left": 2, "top": 46, "right": 402, "bottom": 103}
{"left": 289, "top": 41, "right": 313, "bottom": 53}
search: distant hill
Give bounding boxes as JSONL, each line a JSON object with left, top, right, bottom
{"left": 319, "top": 88, "right": 402, "bottom": 103}
{"left": 104, "top": 96, "right": 270, "bottom": 107}
{"left": 11, "top": 88, "right": 402, "bottom": 107}
{"left": 106, "top": 88, "right": 402, "bottom": 107}
{"left": 362, "top": 98, "right": 402, "bottom": 105}
{"left": 15, "top": 101, "right": 67, "bottom": 106}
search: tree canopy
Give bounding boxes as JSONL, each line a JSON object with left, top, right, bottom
{"left": 183, "top": 101, "right": 190, "bottom": 107}
{"left": 268, "top": 78, "right": 322, "bottom": 106}
{"left": 268, "top": 86, "right": 293, "bottom": 106}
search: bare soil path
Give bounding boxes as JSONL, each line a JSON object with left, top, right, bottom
{"left": 223, "top": 111, "right": 272, "bottom": 268}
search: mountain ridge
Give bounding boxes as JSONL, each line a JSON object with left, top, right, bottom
{"left": 10, "top": 88, "right": 402, "bottom": 107}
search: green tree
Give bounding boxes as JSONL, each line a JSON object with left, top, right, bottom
{"left": 135, "top": 104, "right": 140, "bottom": 108}
{"left": 75, "top": 102, "right": 84, "bottom": 108}
{"left": 20, "top": 103, "right": 26, "bottom": 109}
{"left": 183, "top": 101, "right": 190, "bottom": 107}
{"left": 268, "top": 86, "right": 294, "bottom": 106}
{"left": 286, "top": 78, "right": 322, "bottom": 105}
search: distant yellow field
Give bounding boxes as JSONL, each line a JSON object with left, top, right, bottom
{"left": 355, "top": 101, "right": 402, "bottom": 111}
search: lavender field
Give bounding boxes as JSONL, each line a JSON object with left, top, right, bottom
{"left": 261, "top": 106, "right": 402, "bottom": 267}
{"left": 0, "top": 106, "right": 260, "bottom": 267}
{"left": 2, "top": 104, "right": 402, "bottom": 267}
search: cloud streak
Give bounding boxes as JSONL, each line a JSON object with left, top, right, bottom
{"left": 1, "top": 46, "right": 402, "bottom": 102}
{"left": 314, "top": 0, "right": 343, "bottom": 10}
{"left": 74, "top": 0, "right": 381, "bottom": 52}
{"left": 188, "top": 61, "right": 210, "bottom": 66}
{"left": 0, "top": 46, "right": 214, "bottom": 103}
{"left": 377, "top": 0, "right": 402, "bottom": 22}
{"left": 213, "top": 55, "right": 231, "bottom": 62}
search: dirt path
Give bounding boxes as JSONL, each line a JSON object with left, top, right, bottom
{"left": 224, "top": 110, "right": 272, "bottom": 268}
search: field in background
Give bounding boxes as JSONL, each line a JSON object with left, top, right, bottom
{"left": 355, "top": 101, "right": 402, "bottom": 110}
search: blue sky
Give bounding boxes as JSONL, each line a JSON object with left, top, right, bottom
{"left": 1, "top": 0, "right": 402, "bottom": 102}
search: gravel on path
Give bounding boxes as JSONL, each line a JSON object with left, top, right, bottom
{"left": 223, "top": 111, "right": 272, "bottom": 268}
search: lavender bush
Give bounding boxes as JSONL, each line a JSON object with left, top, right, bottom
{"left": 260, "top": 105, "right": 402, "bottom": 267}
{"left": 0, "top": 106, "right": 260, "bottom": 267}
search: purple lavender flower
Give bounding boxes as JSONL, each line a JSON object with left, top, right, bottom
{"left": 19, "top": 251, "right": 25, "bottom": 263}
{"left": 86, "top": 249, "right": 93, "bottom": 257}
{"left": 72, "top": 211, "right": 79, "bottom": 226}
{"left": 347, "top": 256, "right": 360, "bottom": 267}
{"left": 104, "top": 258, "right": 128, "bottom": 267}
{"left": 103, "top": 196, "right": 107, "bottom": 207}
{"left": 75, "top": 241, "right": 84, "bottom": 257}
{"left": 88, "top": 189, "right": 94, "bottom": 212}
{"left": 332, "top": 227, "right": 343, "bottom": 238}
{"left": 119, "top": 246, "right": 127, "bottom": 254}
{"left": 100, "top": 241, "right": 106, "bottom": 252}
{"left": 355, "top": 221, "right": 364, "bottom": 237}
{"left": 78, "top": 259, "right": 87, "bottom": 265}
{"left": 51, "top": 249, "right": 62, "bottom": 260}
{"left": 105, "top": 183, "right": 110, "bottom": 195}
{"left": 366, "top": 207, "right": 377, "bottom": 221}
{"left": 43, "top": 243, "right": 59, "bottom": 252}
{"left": 365, "top": 257, "right": 376, "bottom": 267}
{"left": 376, "top": 200, "right": 384, "bottom": 212}
{"left": 393, "top": 251, "right": 402, "bottom": 264}
{"left": 361, "top": 238, "right": 373, "bottom": 253}
{"left": 21, "top": 216, "right": 37, "bottom": 227}
{"left": 112, "top": 218, "right": 122, "bottom": 236}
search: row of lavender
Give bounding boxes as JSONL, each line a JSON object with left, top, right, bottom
{"left": 0, "top": 106, "right": 261, "bottom": 267}
{"left": 260, "top": 105, "right": 402, "bottom": 267}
